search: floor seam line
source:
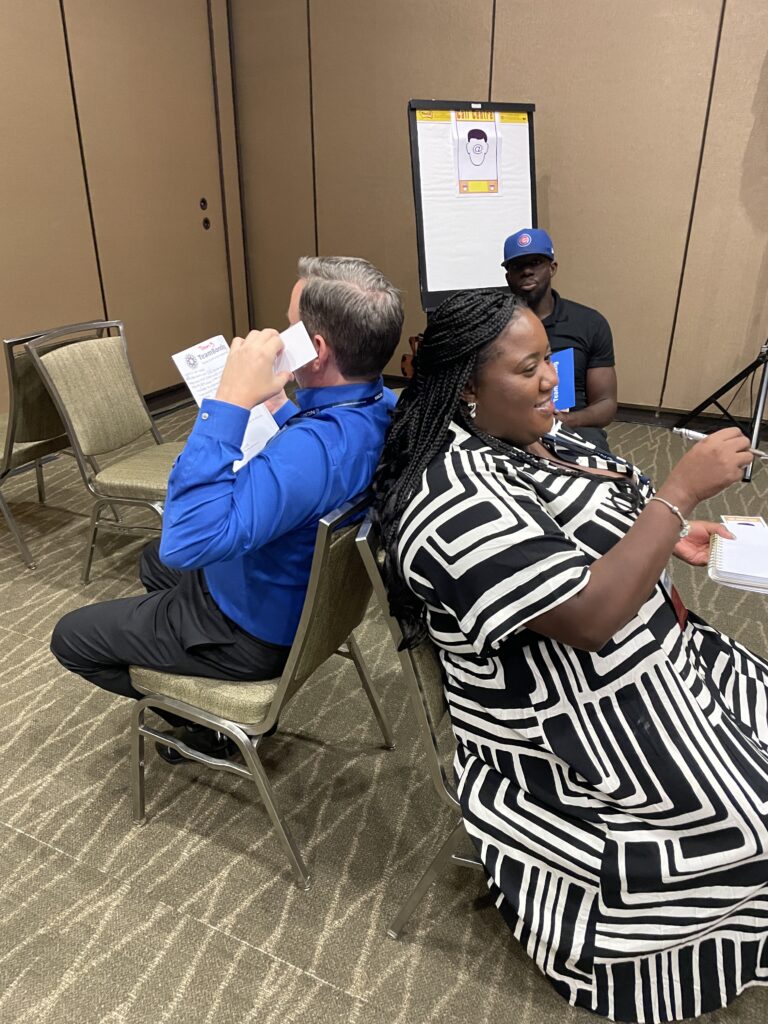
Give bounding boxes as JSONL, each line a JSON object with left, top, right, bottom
{"left": 0, "top": 819, "right": 370, "bottom": 1008}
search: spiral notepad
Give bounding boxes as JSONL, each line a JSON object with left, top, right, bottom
{"left": 708, "top": 518, "right": 768, "bottom": 593}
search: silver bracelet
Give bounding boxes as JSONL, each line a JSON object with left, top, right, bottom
{"left": 648, "top": 496, "right": 689, "bottom": 537}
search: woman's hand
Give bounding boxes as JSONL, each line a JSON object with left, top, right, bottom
{"left": 657, "top": 428, "right": 753, "bottom": 517}
{"left": 673, "top": 520, "right": 735, "bottom": 566}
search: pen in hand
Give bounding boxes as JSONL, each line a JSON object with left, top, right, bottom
{"left": 672, "top": 427, "right": 768, "bottom": 461}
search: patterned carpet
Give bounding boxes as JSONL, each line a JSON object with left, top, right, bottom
{"left": 1, "top": 411, "right": 768, "bottom": 1024}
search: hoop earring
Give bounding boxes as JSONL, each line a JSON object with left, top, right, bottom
{"left": 466, "top": 401, "right": 477, "bottom": 420}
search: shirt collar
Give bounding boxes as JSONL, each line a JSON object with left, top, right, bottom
{"left": 294, "top": 376, "right": 383, "bottom": 412}
{"left": 542, "top": 290, "right": 567, "bottom": 326}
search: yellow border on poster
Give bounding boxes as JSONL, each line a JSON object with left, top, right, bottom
{"left": 499, "top": 112, "right": 528, "bottom": 123}
{"left": 416, "top": 110, "right": 451, "bottom": 122}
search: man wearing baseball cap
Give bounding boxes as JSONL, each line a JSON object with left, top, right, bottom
{"left": 502, "top": 228, "right": 617, "bottom": 448}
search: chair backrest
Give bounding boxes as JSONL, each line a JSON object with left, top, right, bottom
{"left": 274, "top": 494, "right": 375, "bottom": 711}
{"left": 356, "top": 516, "right": 459, "bottom": 811}
{"left": 25, "top": 321, "right": 160, "bottom": 465}
{"left": 2, "top": 330, "right": 69, "bottom": 473}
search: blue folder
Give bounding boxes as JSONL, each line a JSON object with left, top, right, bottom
{"left": 551, "top": 348, "right": 575, "bottom": 411}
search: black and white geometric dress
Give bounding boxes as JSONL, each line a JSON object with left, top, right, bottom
{"left": 397, "top": 423, "right": 768, "bottom": 1023}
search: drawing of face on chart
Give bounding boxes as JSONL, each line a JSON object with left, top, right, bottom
{"left": 466, "top": 128, "right": 489, "bottom": 166}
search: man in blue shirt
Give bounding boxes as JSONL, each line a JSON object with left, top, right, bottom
{"left": 51, "top": 256, "right": 403, "bottom": 759}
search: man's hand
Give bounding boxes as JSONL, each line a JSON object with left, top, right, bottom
{"left": 215, "top": 330, "right": 293, "bottom": 410}
{"left": 562, "top": 367, "right": 618, "bottom": 428}
{"left": 264, "top": 386, "right": 293, "bottom": 416}
{"left": 673, "top": 520, "right": 735, "bottom": 566}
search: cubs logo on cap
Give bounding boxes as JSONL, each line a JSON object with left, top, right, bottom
{"left": 502, "top": 228, "right": 555, "bottom": 266}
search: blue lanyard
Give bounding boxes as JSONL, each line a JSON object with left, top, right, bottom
{"left": 279, "top": 390, "right": 384, "bottom": 432}
{"left": 295, "top": 390, "right": 383, "bottom": 418}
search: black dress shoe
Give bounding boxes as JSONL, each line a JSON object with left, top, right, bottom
{"left": 156, "top": 724, "right": 237, "bottom": 765}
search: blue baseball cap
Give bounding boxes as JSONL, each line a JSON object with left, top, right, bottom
{"left": 502, "top": 228, "right": 555, "bottom": 267}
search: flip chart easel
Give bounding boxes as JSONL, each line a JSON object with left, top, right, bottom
{"left": 408, "top": 98, "right": 537, "bottom": 312}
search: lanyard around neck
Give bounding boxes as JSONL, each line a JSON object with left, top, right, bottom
{"left": 279, "top": 390, "right": 384, "bottom": 433}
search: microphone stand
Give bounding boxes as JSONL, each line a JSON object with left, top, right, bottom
{"left": 673, "top": 340, "right": 768, "bottom": 483}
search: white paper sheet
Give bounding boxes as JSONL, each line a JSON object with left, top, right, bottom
{"left": 717, "top": 541, "right": 768, "bottom": 579}
{"left": 276, "top": 321, "right": 316, "bottom": 374}
{"left": 171, "top": 335, "right": 230, "bottom": 406}
{"left": 233, "top": 406, "right": 279, "bottom": 472}
{"left": 172, "top": 334, "right": 279, "bottom": 470}
{"left": 416, "top": 112, "right": 533, "bottom": 293}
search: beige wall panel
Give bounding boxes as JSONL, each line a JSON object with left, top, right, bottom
{"left": 230, "top": 0, "right": 315, "bottom": 330}
{"left": 63, "top": 0, "right": 233, "bottom": 396}
{"left": 661, "top": 0, "right": 768, "bottom": 417}
{"left": 209, "top": 0, "right": 250, "bottom": 338}
{"left": 493, "top": 0, "right": 722, "bottom": 407}
{"left": 311, "top": 0, "right": 494, "bottom": 371}
{"left": 0, "top": 0, "right": 103, "bottom": 413}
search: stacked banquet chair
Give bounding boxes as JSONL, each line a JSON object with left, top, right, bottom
{"left": 356, "top": 516, "right": 484, "bottom": 938}
{"left": 25, "top": 320, "right": 184, "bottom": 582}
{"left": 128, "top": 494, "right": 396, "bottom": 890}
{"left": 1, "top": 328, "right": 72, "bottom": 569}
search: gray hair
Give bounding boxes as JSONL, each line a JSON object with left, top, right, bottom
{"left": 296, "top": 256, "right": 403, "bottom": 379}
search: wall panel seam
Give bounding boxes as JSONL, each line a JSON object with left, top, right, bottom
{"left": 307, "top": 0, "right": 319, "bottom": 255}
{"left": 58, "top": 0, "right": 108, "bottom": 322}
{"left": 226, "top": 0, "right": 255, "bottom": 327}
{"left": 488, "top": 0, "right": 497, "bottom": 101}
{"left": 207, "top": 0, "right": 236, "bottom": 338}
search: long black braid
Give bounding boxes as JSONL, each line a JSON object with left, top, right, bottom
{"left": 372, "top": 288, "right": 527, "bottom": 647}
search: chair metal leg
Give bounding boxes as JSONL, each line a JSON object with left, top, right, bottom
{"left": 387, "top": 820, "right": 470, "bottom": 939}
{"left": 130, "top": 702, "right": 147, "bottom": 824}
{"left": 34, "top": 460, "right": 46, "bottom": 504}
{"left": 0, "top": 490, "right": 36, "bottom": 569}
{"left": 347, "top": 632, "right": 396, "bottom": 750}
{"left": 238, "top": 739, "right": 312, "bottom": 889}
{"left": 81, "top": 501, "right": 103, "bottom": 583}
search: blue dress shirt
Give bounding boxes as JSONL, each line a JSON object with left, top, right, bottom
{"left": 159, "top": 379, "right": 396, "bottom": 645}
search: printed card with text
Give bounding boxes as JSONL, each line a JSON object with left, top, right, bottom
{"left": 550, "top": 348, "right": 575, "bottom": 412}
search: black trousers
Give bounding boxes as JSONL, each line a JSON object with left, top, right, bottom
{"left": 51, "top": 541, "right": 290, "bottom": 722}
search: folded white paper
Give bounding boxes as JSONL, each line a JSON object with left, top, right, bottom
{"left": 172, "top": 335, "right": 279, "bottom": 469}
{"left": 276, "top": 321, "right": 316, "bottom": 374}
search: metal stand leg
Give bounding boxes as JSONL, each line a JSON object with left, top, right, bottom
{"left": 674, "top": 340, "right": 768, "bottom": 484}
{"left": 347, "top": 633, "right": 396, "bottom": 750}
{"left": 238, "top": 739, "right": 311, "bottom": 889}
{"left": 81, "top": 502, "right": 103, "bottom": 583}
{"left": 35, "top": 460, "right": 46, "bottom": 504}
{"left": 130, "top": 702, "right": 147, "bottom": 824}
{"left": 0, "top": 490, "right": 35, "bottom": 569}
{"left": 745, "top": 350, "right": 768, "bottom": 482}
{"left": 387, "top": 821, "right": 473, "bottom": 940}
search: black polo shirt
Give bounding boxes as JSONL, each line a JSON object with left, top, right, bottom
{"left": 541, "top": 290, "right": 615, "bottom": 412}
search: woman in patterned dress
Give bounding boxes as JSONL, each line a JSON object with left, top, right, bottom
{"left": 373, "top": 289, "right": 768, "bottom": 1022}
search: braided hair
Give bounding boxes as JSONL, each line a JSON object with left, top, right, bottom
{"left": 373, "top": 288, "right": 526, "bottom": 647}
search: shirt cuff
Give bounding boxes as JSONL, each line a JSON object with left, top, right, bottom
{"left": 194, "top": 398, "right": 251, "bottom": 444}
{"left": 271, "top": 399, "right": 298, "bottom": 428}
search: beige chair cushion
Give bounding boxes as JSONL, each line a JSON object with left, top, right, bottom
{"left": 130, "top": 666, "right": 279, "bottom": 723}
{"left": 93, "top": 441, "right": 184, "bottom": 500}
{"left": 0, "top": 412, "right": 69, "bottom": 472}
